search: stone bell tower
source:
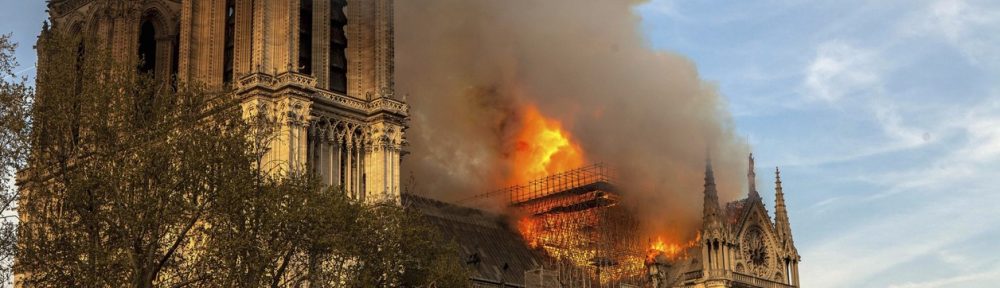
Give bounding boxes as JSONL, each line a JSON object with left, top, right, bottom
{"left": 44, "top": 0, "right": 408, "bottom": 203}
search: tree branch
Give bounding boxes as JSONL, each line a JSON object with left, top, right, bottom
{"left": 270, "top": 248, "right": 295, "bottom": 288}
{"left": 151, "top": 204, "right": 204, "bottom": 279}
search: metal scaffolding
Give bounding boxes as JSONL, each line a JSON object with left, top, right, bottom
{"left": 462, "top": 163, "right": 647, "bottom": 287}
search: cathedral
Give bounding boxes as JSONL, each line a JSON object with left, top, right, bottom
{"left": 33, "top": 1, "right": 801, "bottom": 287}
{"left": 644, "top": 155, "right": 802, "bottom": 288}
{"left": 44, "top": 0, "right": 407, "bottom": 204}
{"left": 416, "top": 156, "right": 803, "bottom": 287}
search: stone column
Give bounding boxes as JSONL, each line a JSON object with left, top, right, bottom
{"left": 702, "top": 243, "right": 710, "bottom": 278}
{"left": 722, "top": 243, "right": 728, "bottom": 271}
{"left": 383, "top": 143, "right": 389, "bottom": 198}
{"left": 156, "top": 35, "right": 173, "bottom": 82}
{"left": 317, "top": 130, "right": 327, "bottom": 183}
{"left": 360, "top": 143, "right": 366, "bottom": 199}
{"left": 729, "top": 245, "right": 739, "bottom": 271}
{"left": 325, "top": 135, "right": 334, "bottom": 186}
{"left": 345, "top": 142, "right": 353, "bottom": 197}
{"left": 289, "top": 122, "right": 297, "bottom": 169}
{"left": 333, "top": 139, "right": 342, "bottom": 188}
{"left": 793, "top": 261, "right": 800, "bottom": 286}
{"left": 300, "top": 124, "right": 308, "bottom": 172}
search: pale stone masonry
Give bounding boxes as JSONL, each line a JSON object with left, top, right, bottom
{"left": 647, "top": 154, "right": 802, "bottom": 288}
{"left": 46, "top": 0, "right": 407, "bottom": 203}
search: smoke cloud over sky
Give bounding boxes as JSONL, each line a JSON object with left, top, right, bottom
{"left": 397, "top": 0, "right": 749, "bottom": 238}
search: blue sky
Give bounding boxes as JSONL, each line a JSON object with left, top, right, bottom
{"left": 3, "top": 1, "right": 999, "bottom": 287}
{"left": 636, "top": 0, "right": 1000, "bottom": 287}
{"left": 0, "top": 1, "right": 46, "bottom": 80}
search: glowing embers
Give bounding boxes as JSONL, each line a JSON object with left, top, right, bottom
{"left": 515, "top": 188, "right": 645, "bottom": 285}
{"left": 647, "top": 233, "right": 700, "bottom": 263}
{"left": 508, "top": 105, "right": 585, "bottom": 186}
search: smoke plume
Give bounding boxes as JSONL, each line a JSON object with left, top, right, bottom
{"left": 396, "top": 0, "right": 750, "bottom": 240}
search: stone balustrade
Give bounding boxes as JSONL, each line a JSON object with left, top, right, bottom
{"left": 731, "top": 272, "right": 795, "bottom": 288}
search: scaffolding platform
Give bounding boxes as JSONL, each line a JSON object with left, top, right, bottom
{"left": 462, "top": 163, "right": 648, "bottom": 287}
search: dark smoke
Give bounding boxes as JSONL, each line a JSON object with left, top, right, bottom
{"left": 396, "top": 0, "right": 750, "bottom": 240}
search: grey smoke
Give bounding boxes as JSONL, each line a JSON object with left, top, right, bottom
{"left": 396, "top": 0, "right": 749, "bottom": 239}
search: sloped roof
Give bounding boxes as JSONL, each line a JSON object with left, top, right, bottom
{"left": 724, "top": 198, "right": 750, "bottom": 231}
{"left": 403, "top": 194, "right": 544, "bottom": 286}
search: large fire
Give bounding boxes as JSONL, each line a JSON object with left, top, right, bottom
{"left": 508, "top": 105, "right": 585, "bottom": 185}
{"left": 647, "top": 233, "right": 701, "bottom": 263}
{"left": 506, "top": 105, "right": 698, "bottom": 284}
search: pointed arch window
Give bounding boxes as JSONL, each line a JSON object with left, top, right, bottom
{"left": 223, "top": 0, "right": 236, "bottom": 85}
{"left": 299, "top": 0, "right": 313, "bottom": 75}
{"left": 329, "top": 0, "right": 348, "bottom": 93}
{"left": 137, "top": 20, "right": 157, "bottom": 75}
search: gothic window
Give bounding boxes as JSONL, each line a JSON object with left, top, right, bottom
{"left": 137, "top": 20, "right": 157, "bottom": 75}
{"left": 329, "top": 0, "right": 348, "bottom": 93}
{"left": 170, "top": 33, "right": 179, "bottom": 86}
{"left": 223, "top": 0, "right": 236, "bottom": 85}
{"left": 299, "top": 0, "right": 313, "bottom": 75}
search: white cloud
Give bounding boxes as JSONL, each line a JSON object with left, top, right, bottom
{"left": 903, "top": 0, "right": 1000, "bottom": 68}
{"left": 804, "top": 41, "right": 882, "bottom": 103}
{"left": 887, "top": 268, "right": 1000, "bottom": 288}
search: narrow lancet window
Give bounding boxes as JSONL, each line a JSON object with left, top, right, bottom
{"left": 138, "top": 20, "right": 156, "bottom": 75}
{"left": 223, "top": 0, "right": 236, "bottom": 84}
{"left": 299, "top": 0, "right": 313, "bottom": 75}
{"left": 329, "top": 0, "right": 348, "bottom": 93}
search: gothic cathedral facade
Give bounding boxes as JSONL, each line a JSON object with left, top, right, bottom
{"left": 651, "top": 155, "right": 802, "bottom": 288}
{"left": 44, "top": 0, "right": 407, "bottom": 203}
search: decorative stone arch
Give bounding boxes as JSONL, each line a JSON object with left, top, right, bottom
{"left": 82, "top": 11, "right": 114, "bottom": 51}
{"left": 135, "top": 4, "right": 177, "bottom": 81}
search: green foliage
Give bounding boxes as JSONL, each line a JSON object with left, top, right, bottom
{"left": 0, "top": 32, "right": 32, "bottom": 287}
{"left": 13, "top": 30, "right": 469, "bottom": 288}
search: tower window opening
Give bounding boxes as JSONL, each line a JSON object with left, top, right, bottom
{"left": 223, "top": 0, "right": 235, "bottom": 85}
{"left": 299, "top": 0, "right": 313, "bottom": 75}
{"left": 138, "top": 20, "right": 156, "bottom": 75}
{"left": 329, "top": 1, "right": 347, "bottom": 93}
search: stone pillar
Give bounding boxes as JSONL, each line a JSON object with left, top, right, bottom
{"left": 354, "top": 141, "right": 368, "bottom": 201}
{"left": 317, "top": 130, "right": 327, "bottom": 183}
{"left": 729, "top": 243, "right": 736, "bottom": 271}
{"left": 722, "top": 242, "right": 729, "bottom": 270}
{"left": 793, "top": 261, "right": 800, "bottom": 286}
{"left": 325, "top": 134, "right": 334, "bottom": 186}
{"left": 300, "top": 124, "right": 308, "bottom": 172}
{"left": 289, "top": 122, "right": 297, "bottom": 169}
{"left": 382, "top": 143, "right": 389, "bottom": 198}
{"left": 156, "top": 36, "right": 173, "bottom": 82}
{"left": 702, "top": 242, "right": 710, "bottom": 278}
{"left": 345, "top": 142, "right": 353, "bottom": 197}
{"left": 334, "top": 139, "right": 342, "bottom": 188}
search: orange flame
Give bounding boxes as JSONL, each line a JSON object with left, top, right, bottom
{"left": 508, "top": 105, "right": 585, "bottom": 185}
{"left": 647, "top": 233, "right": 702, "bottom": 263}
{"left": 517, "top": 217, "right": 539, "bottom": 248}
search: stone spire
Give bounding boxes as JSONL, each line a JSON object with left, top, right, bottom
{"left": 748, "top": 153, "right": 759, "bottom": 199}
{"left": 774, "top": 167, "right": 795, "bottom": 247}
{"left": 702, "top": 157, "right": 724, "bottom": 236}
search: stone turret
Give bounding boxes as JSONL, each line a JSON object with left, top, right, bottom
{"left": 774, "top": 167, "right": 794, "bottom": 248}
{"left": 700, "top": 157, "right": 734, "bottom": 284}
{"left": 702, "top": 158, "right": 724, "bottom": 236}
{"left": 748, "top": 153, "right": 759, "bottom": 199}
{"left": 774, "top": 167, "right": 801, "bottom": 286}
